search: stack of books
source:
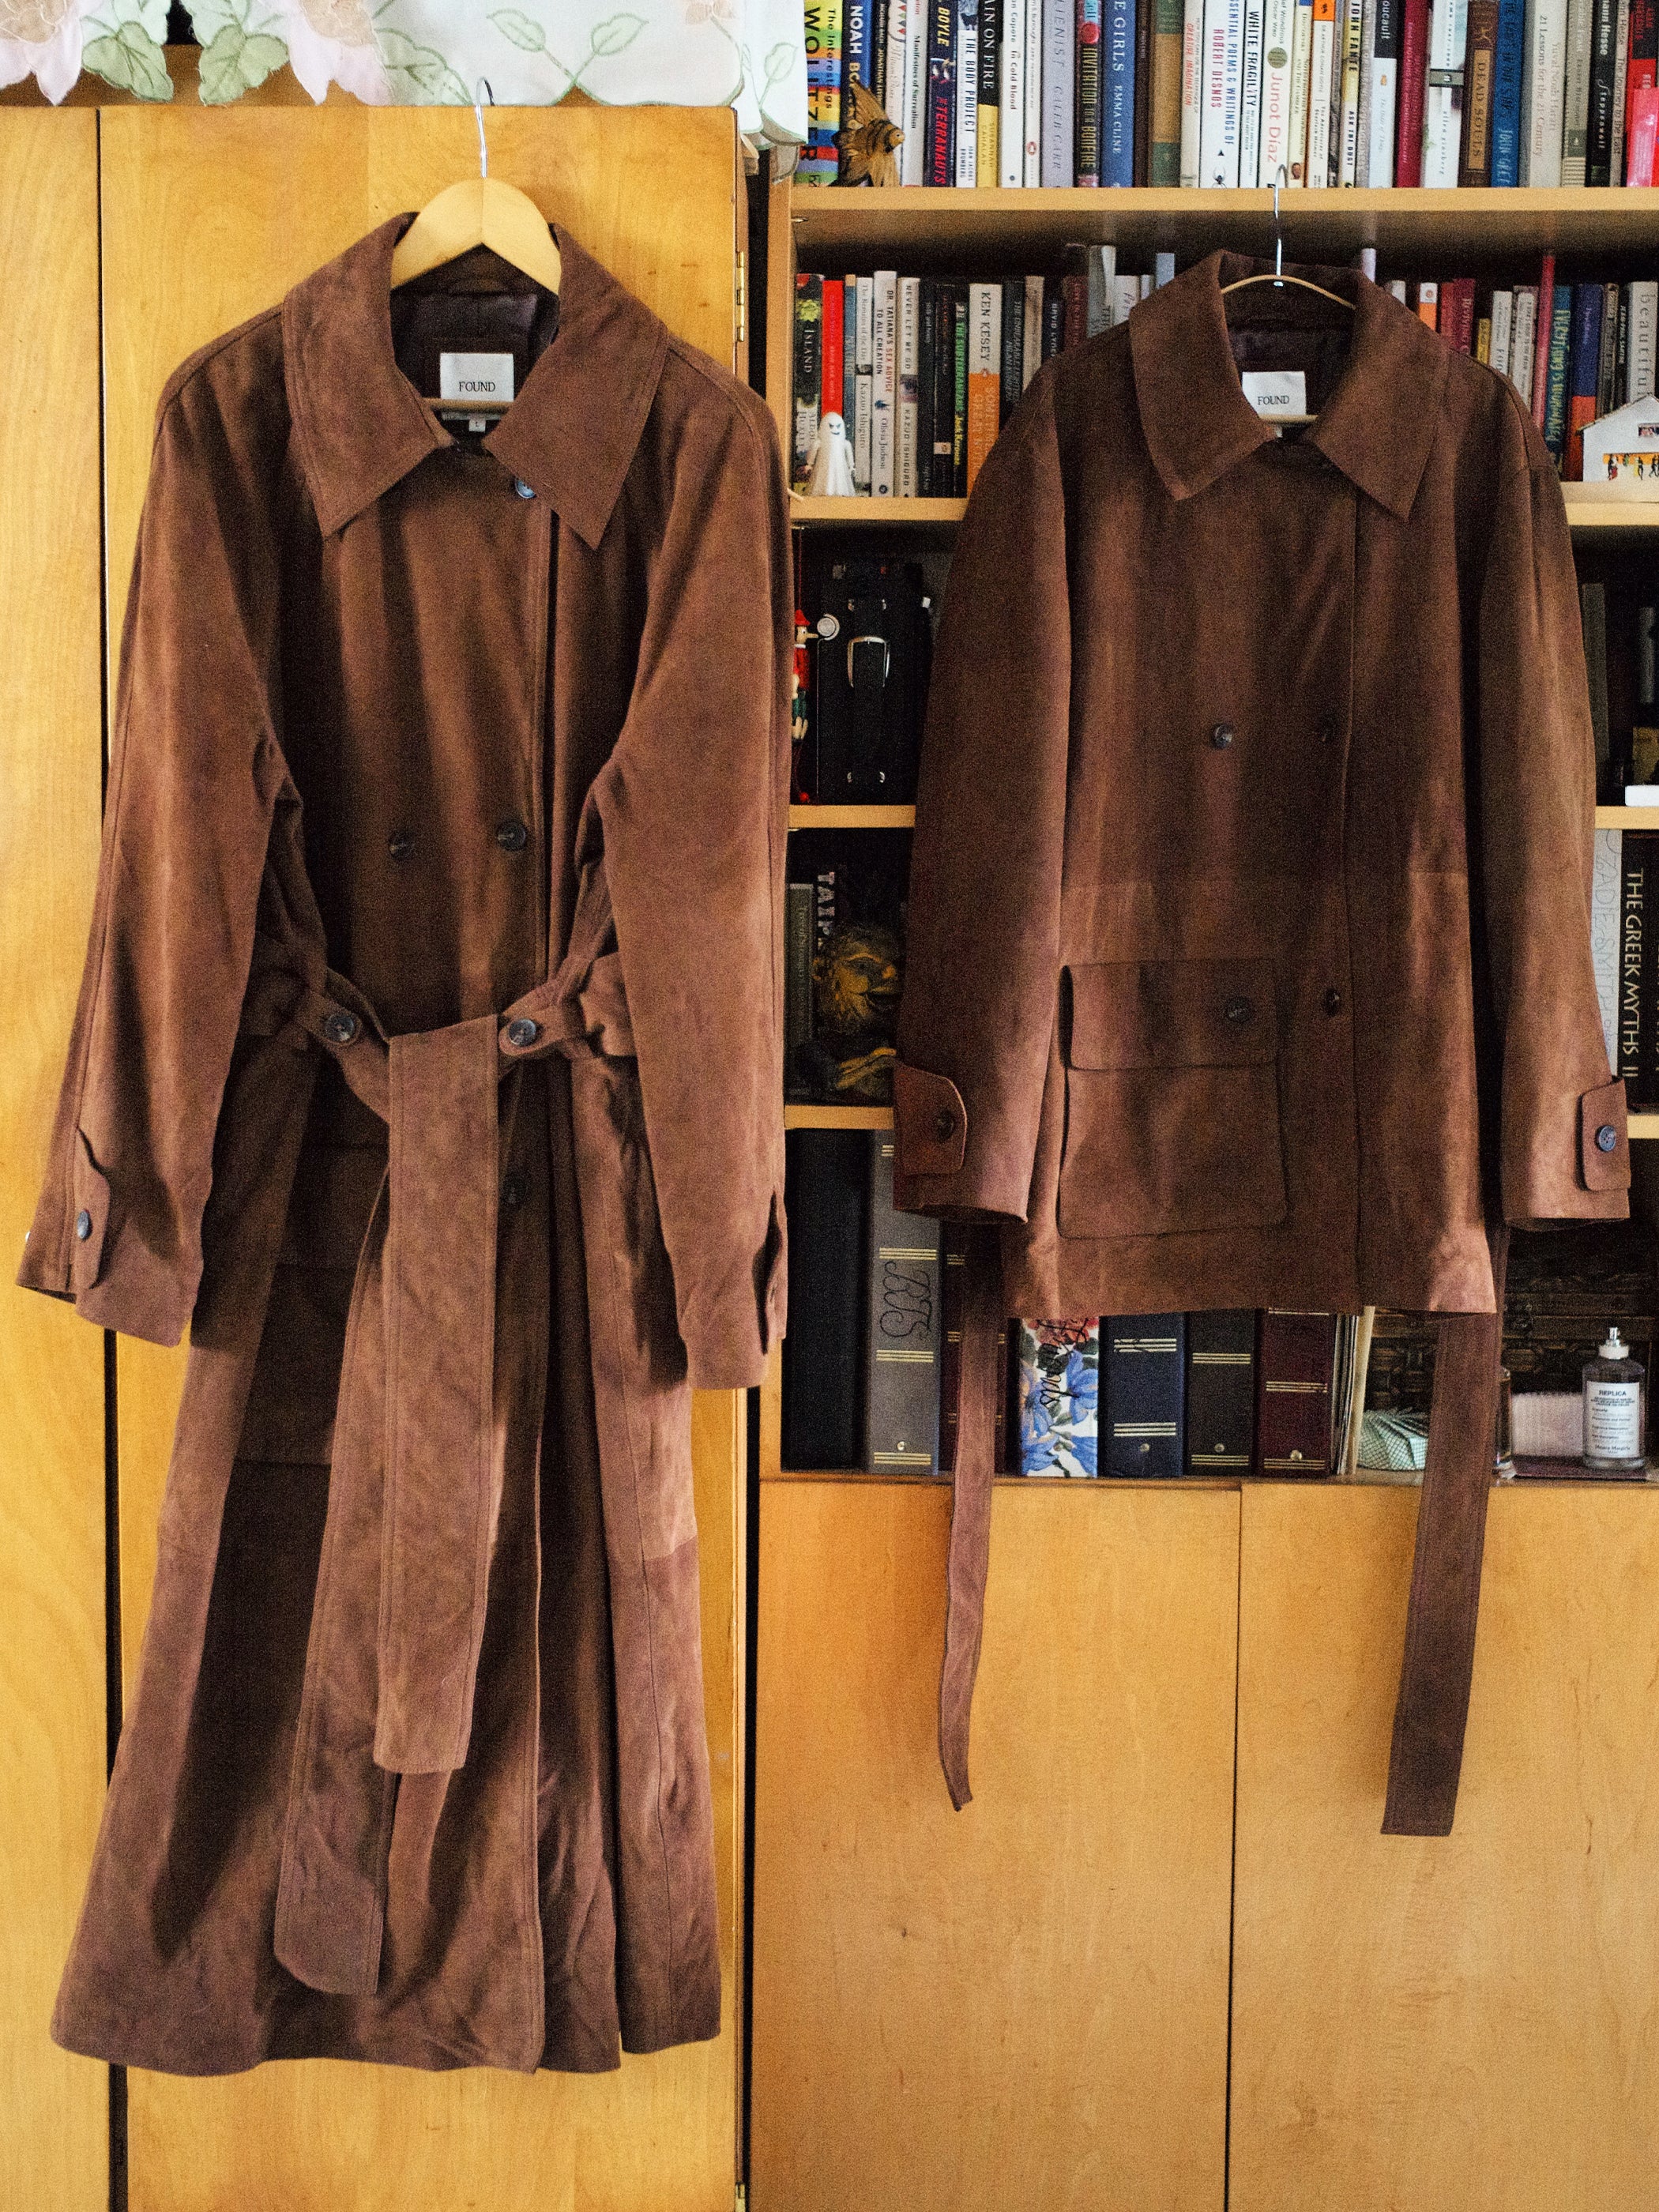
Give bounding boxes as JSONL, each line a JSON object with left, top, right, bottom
{"left": 803, "top": 0, "right": 1659, "bottom": 187}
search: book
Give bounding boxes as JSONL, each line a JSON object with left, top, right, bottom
{"left": 1000, "top": 0, "right": 1026, "bottom": 180}
{"left": 916, "top": 280, "right": 937, "bottom": 497}
{"left": 1563, "top": 0, "right": 1596, "bottom": 178}
{"left": 1543, "top": 281, "right": 1575, "bottom": 468}
{"left": 1023, "top": 273, "right": 1045, "bottom": 389}
{"left": 885, "top": 0, "right": 913, "bottom": 175}
{"left": 1522, "top": 0, "right": 1568, "bottom": 181}
{"left": 822, "top": 279, "right": 845, "bottom": 435}
{"left": 793, "top": 274, "right": 823, "bottom": 494}
{"left": 1155, "top": 0, "right": 1189, "bottom": 172}
{"left": 1356, "top": 0, "right": 1375, "bottom": 175}
{"left": 784, "top": 881, "right": 815, "bottom": 1097}
{"left": 1135, "top": 0, "right": 1156, "bottom": 175}
{"left": 1204, "top": 0, "right": 1247, "bottom": 178}
{"left": 1490, "top": 286, "right": 1514, "bottom": 377}
{"left": 1511, "top": 283, "right": 1539, "bottom": 407}
{"left": 1619, "top": 833, "right": 1650, "bottom": 1104}
{"left": 957, "top": 0, "right": 981, "bottom": 178}
{"left": 1043, "top": 282, "right": 1066, "bottom": 354}
{"left": 1044, "top": 0, "right": 1079, "bottom": 172}
{"left": 1589, "top": 0, "right": 1620, "bottom": 175}
{"left": 1024, "top": 0, "right": 1044, "bottom": 179}
{"left": 905, "top": 0, "right": 931, "bottom": 180}
{"left": 1422, "top": 0, "right": 1469, "bottom": 184}
{"left": 1241, "top": 0, "right": 1267, "bottom": 183}
{"left": 872, "top": 0, "right": 890, "bottom": 97}
{"left": 897, "top": 276, "right": 921, "bottom": 496}
{"left": 1017, "top": 1320, "right": 1101, "bottom": 1476}
{"left": 803, "top": 0, "right": 845, "bottom": 181}
{"left": 1105, "top": 0, "right": 1140, "bottom": 175}
{"left": 1087, "top": 239, "right": 1116, "bottom": 329}
{"left": 1255, "top": 1310, "right": 1339, "bottom": 1476}
{"left": 845, "top": 0, "right": 875, "bottom": 103}
{"left": 852, "top": 275, "right": 875, "bottom": 494}
{"left": 842, "top": 271, "right": 858, "bottom": 433}
{"left": 1628, "top": 277, "right": 1658, "bottom": 400}
{"left": 862, "top": 1134, "right": 942, "bottom": 1475}
{"left": 1459, "top": 0, "right": 1499, "bottom": 178}
{"left": 1259, "top": 0, "right": 1296, "bottom": 175}
{"left": 1288, "top": 0, "right": 1316, "bottom": 172}
{"left": 950, "top": 285, "right": 969, "bottom": 493}
{"left": 1532, "top": 252, "right": 1556, "bottom": 427}
{"left": 1365, "top": 0, "right": 1400, "bottom": 178}
{"left": 926, "top": 0, "right": 957, "bottom": 180}
{"left": 1582, "top": 580, "right": 1610, "bottom": 789}
{"left": 978, "top": 0, "right": 1003, "bottom": 178}
{"left": 1078, "top": 0, "right": 1106, "bottom": 176}
{"left": 966, "top": 281, "right": 1003, "bottom": 492}
{"left": 1416, "top": 278, "right": 1439, "bottom": 327}
{"left": 1307, "top": 0, "right": 1338, "bottom": 179}
{"left": 1184, "top": 1309, "right": 1258, "bottom": 1474}
{"left": 999, "top": 274, "right": 1024, "bottom": 423}
{"left": 781, "top": 1130, "right": 867, "bottom": 1469}
{"left": 1598, "top": 281, "right": 1621, "bottom": 419}
{"left": 871, "top": 269, "right": 898, "bottom": 498}
{"left": 1337, "top": 0, "right": 1364, "bottom": 180}
{"left": 1183, "top": 0, "right": 1207, "bottom": 175}
{"left": 1396, "top": 0, "right": 1431, "bottom": 176}
{"left": 1491, "top": 0, "right": 1525, "bottom": 177}
{"left": 1104, "top": 1314, "right": 1186, "bottom": 1478}
{"left": 1613, "top": 0, "right": 1634, "bottom": 172}
{"left": 1632, "top": 77, "right": 1659, "bottom": 171}
{"left": 1628, "top": 0, "right": 1658, "bottom": 162}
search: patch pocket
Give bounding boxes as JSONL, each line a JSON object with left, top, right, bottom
{"left": 1058, "top": 958, "right": 1288, "bottom": 1240}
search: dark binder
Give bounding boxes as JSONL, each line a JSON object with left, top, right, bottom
{"left": 863, "top": 1134, "right": 942, "bottom": 1473}
{"left": 1104, "top": 1311, "right": 1186, "bottom": 1478}
{"left": 1185, "top": 1308, "right": 1258, "bottom": 1474}
{"left": 1255, "top": 1310, "right": 1339, "bottom": 1475}
{"left": 781, "top": 1130, "right": 867, "bottom": 1469}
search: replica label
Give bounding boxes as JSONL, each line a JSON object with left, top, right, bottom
{"left": 1240, "top": 369, "right": 1307, "bottom": 419}
{"left": 438, "top": 352, "right": 516, "bottom": 404}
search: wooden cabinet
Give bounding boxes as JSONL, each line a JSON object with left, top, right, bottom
{"left": 750, "top": 1480, "right": 1239, "bottom": 2212}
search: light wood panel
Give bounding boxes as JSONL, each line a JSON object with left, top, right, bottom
{"left": 1231, "top": 1484, "right": 1659, "bottom": 2212}
{"left": 750, "top": 1480, "right": 1238, "bottom": 2212}
{"left": 99, "top": 105, "right": 745, "bottom": 2212}
{"left": 0, "top": 110, "right": 110, "bottom": 2212}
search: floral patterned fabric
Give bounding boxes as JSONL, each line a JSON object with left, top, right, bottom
{"left": 0, "top": 0, "right": 805, "bottom": 147}
{"left": 1016, "top": 1319, "right": 1100, "bottom": 1479}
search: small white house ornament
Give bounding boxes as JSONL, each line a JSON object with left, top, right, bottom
{"left": 1580, "top": 394, "right": 1659, "bottom": 499}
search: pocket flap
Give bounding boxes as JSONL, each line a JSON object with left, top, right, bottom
{"left": 1066, "top": 960, "right": 1277, "bottom": 1070}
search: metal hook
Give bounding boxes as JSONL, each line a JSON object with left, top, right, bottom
{"left": 1273, "top": 164, "right": 1287, "bottom": 280}
{"left": 474, "top": 78, "right": 494, "bottom": 179}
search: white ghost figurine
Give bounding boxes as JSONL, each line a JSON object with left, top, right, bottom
{"left": 807, "top": 412, "right": 858, "bottom": 498}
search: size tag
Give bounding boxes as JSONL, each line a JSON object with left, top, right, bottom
{"left": 438, "top": 352, "right": 515, "bottom": 404}
{"left": 1241, "top": 369, "right": 1307, "bottom": 419}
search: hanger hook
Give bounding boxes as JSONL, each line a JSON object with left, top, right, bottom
{"left": 474, "top": 78, "right": 494, "bottom": 179}
{"left": 1273, "top": 163, "right": 1287, "bottom": 280}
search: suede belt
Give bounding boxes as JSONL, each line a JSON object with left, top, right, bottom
{"left": 249, "top": 869, "right": 629, "bottom": 1996}
{"left": 941, "top": 1223, "right": 1510, "bottom": 1837}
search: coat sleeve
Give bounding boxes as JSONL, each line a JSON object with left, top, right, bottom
{"left": 891, "top": 366, "right": 1071, "bottom": 1221}
{"left": 1477, "top": 406, "right": 1629, "bottom": 1225}
{"left": 16, "top": 361, "right": 287, "bottom": 1343}
{"left": 589, "top": 383, "right": 792, "bottom": 1390}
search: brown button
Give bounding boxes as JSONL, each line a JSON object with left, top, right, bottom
{"left": 1317, "top": 715, "right": 1339, "bottom": 745}
{"left": 74, "top": 1209, "right": 92, "bottom": 1241}
{"left": 512, "top": 476, "right": 536, "bottom": 500}
{"left": 495, "top": 816, "right": 529, "bottom": 852}
{"left": 933, "top": 1108, "right": 957, "bottom": 1143}
{"left": 506, "top": 1018, "right": 539, "bottom": 1048}
{"left": 1597, "top": 1123, "right": 1620, "bottom": 1153}
{"left": 323, "top": 1011, "right": 359, "bottom": 1046}
{"left": 1210, "top": 723, "right": 1235, "bottom": 749}
{"left": 1224, "top": 995, "right": 1254, "bottom": 1025}
{"left": 387, "top": 829, "right": 415, "bottom": 861}
{"left": 502, "top": 1172, "right": 527, "bottom": 1209}
{"left": 1324, "top": 988, "right": 1344, "bottom": 1015}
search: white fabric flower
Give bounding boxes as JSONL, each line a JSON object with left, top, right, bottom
{"left": 0, "top": 0, "right": 88, "bottom": 103}
{"left": 269, "top": 0, "right": 388, "bottom": 100}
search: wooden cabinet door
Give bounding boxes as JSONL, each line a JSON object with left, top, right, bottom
{"left": 0, "top": 108, "right": 110, "bottom": 2212}
{"left": 1231, "top": 1483, "right": 1659, "bottom": 2212}
{"left": 750, "top": 1480, "right": 1238, "bottom": 2212}
{"left": 98, "top": 103, "right": 745, "bottom": 2212}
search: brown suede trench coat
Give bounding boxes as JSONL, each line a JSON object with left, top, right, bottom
{"left": 17, "top": 217, "right": 790, "bottom": 2075}
{"left": 892, "top": 250, "right": 1630, "bottom": 1834}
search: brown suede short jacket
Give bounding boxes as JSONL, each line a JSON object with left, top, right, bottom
{"left": 893, "top": 250, "right": 1630, "bottom": 1830}
{"left": 18, "top": 216, "right": 790, "bottom": 2076}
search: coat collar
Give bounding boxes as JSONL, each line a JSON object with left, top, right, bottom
{"left": 283, "top": 215, "right": 670, "bottom": 548}
{"left": 1128, "top": 249, "right": 1450, "bottom": 521}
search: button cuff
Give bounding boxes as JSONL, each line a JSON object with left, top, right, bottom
{"left": 1580, "top": 1079, "right": 1630, "bottom": 1191}
{"left": 893, "top": 1062, "right": 969, "bottom": 1178}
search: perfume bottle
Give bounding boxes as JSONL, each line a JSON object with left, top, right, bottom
{"left": 1582, "top": 1328, "right": 1646, "bottom": 1477}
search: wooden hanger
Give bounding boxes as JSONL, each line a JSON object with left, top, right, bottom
{"left": 389, "top": 80, "right": 562, "bottom": 303}
{"left": 1217, "top": 168, "right": 1353, "bottom": 427}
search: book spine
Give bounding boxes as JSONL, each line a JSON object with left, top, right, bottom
{"left": 1258, "top": 0, "right": 1296, "bottom": 175}
{"left": 1598, "top": 280, "right": 1620, "bottom": 417}
{"left": 1396, "top": 0, "right": 1430, "bottom": 175}
{"left": 1476, "top": 305, "right": 1492, "bottom": 363}
{"left": 1628, "top": 0, "right": 1657, "bottom": 160}
{"left": 1023, "top": 273, "right": 1045, "bottom": 389}
{"left": 871, "top": 0, "right": 890, "bottom": 98}
{"left": 1356, "top": 0, "right": 1375, "bottom": 176}
{"left": 927, "top": 0, "right": 957, "bottom": 180}
{"left": 1241, "top": 0, "right": 1268, "bottom": 179}
{"left": 932, "top": 284, "right": 957, "bottom": 491}
{"left": 1416, "top": 278, "right": 1439, "bottom": 326}
{"left": 1617, "top": 286, "right": 1630, "bottom": 405}
{"left": 1620, "top": 834, "right": 1648, "bottom": 1104}
{"left": 845, "top": 0, "right": 872, "bottom": 97}
{"left": 1490, "top": 0, "right": 1525, "bottom": 176}
{"left": 897, "top": 276, "right": 921, "bottom": 497}
{"left": 1024, "top": 0, "right": 1044, "bottom": 179}
{"left": 999, "top": 275, "right": 1023, "bottom": 423}
{"left": 1449, "top": 275, "right": 1477, "bottom": 351}
{"left": 1511, "top": 284, "right": 1538, "bottom": 406}
{"left": 1044, "top": 0, "right": 1080, "bottom": 173}
{"left": 1367, "top": 0, "right": 1400, "bottom": 178}
{"left": 803, "top": 0, "right": 845, "bottom": 181}
{"left": 1490, "top": 285, "right": 1514, "bottom": 376}
{"left": 1001, "top": 0, "right": 1027, "bottom": 179}
{"left": 1136, "top": 0, "right": 1156, "bottom": 174}
{"left": 1255, "top": 1311, "right": 1339, "bottom": 1476}
{"left": 884, "top": 0, "right": 909, "bottom": 152}
{"left": 1337, "top": 0, "right": 1364, "bottom": 179}
{"left": 1629, "top": 279, "right": 1658, "bottom": 400}
{"left": 1460, "top": 0, "right": 1498, "bottom": 176}
{"left": 1631, "top": 77, "right": 1659, "bottom": 171}
{"left": 862, "top": 1135, "right": 942, "bottom": 1476}
{"left": 1079, "top": 0, "right": 1105, "bottom": 175}
{"left": 1183, "top": 0, "right": 1209, "bottom": 172}
{"left": 1544, "top": 282, "right": 1574, "bottom": 467}
{"left": 908, "top": 0, "right": 932, "bottom": 178}
{"left": 978, "top": 0, "right": 1003, "bottom": 175}
{"left": 842, "top": 272, "right": 858, "bottom": 431}
{"left": 784, "top": 880, "right": 815, "bottom": 1089}
{"left": 956, "top": 0, "right": 981, "bottom": 174}
{"left": 1185, "top": 1310, "right": 1258, "bottom": 1474}
{"left": 916, "top": 280, "right": 937, "bottom": 497}
{"left": 1104, "top": 1315, "right": 1187, "bottom": 1479}
{"left": 951, "top": 285, "right": 969, "bottom": 494}
{"left": 1043, "top": 281, "right": 1066, "bottom": 355}
{"left": 1533, "top": 254, "right": 1556, "bottom": 425}
{"left": 872, "top": 269, "right": 897, "bottom": 498}
{"left": 1105, "top": 0, "right": 1140, "bottom": 174}
{"left": 1307, "top": 0, "right": 1337, "bottom": 178}
{"left": 1422, "top": 0, "right": 1468, "bottom": 182}
{"left": 1566, "top": 281, "right": 1604, "bottom": 480}
{"left": 1524, "top": 0, "right": 1568, "bottom": 181}
{"left": 1288, "top": 0, "right": 1316, "bottom": 171}
{"left": 821, "top": 280, "right": 845, "bottom": 445}
{"left": 1018, "top": 1322, "right": 1101, "bottom": 1477}
{"left": 966, "top": 282, "right": 1002, "bottom": 492}
{"left": 938, "top": 1228, "right": 965, "bottom": 1473}
{"left": 792, "top": 274, "right": 822, "bottom": 494}
{"left": 781, "top": 1131, "right": 866, "bottom": 1471}
{"left": 1612, "top": 0, "right": 1633, "bottom": 171}
{"left": 1563, "top": 0, "right": 1596, "bottom": 176}
{"left": 1589, "top": 0, "right": 1620, "bottom": 174}
{"left": 1593, "top": 828, "right": 1624, "bottom": 1073}
{"left": 853, "top": 276, "right": 874, "bottom": 494}
{"left": 1155, "top": 0, "right": 1189, "bottom": 172}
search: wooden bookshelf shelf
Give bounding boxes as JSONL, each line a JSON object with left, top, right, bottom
{"left": 784, "top": 1103, "right": 894, "bottom": 1130}
{"left": 789, "top": 803, "right": 916, "bottom": 828}
{"left": 791, "top": 495, "right": 965, "bottom": 523}
{"left": 1564, "top": 502, "right": 1659, "bottom": 530}
{"left": 1596, "top": 807, "right": 1659, "bottom": 826}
